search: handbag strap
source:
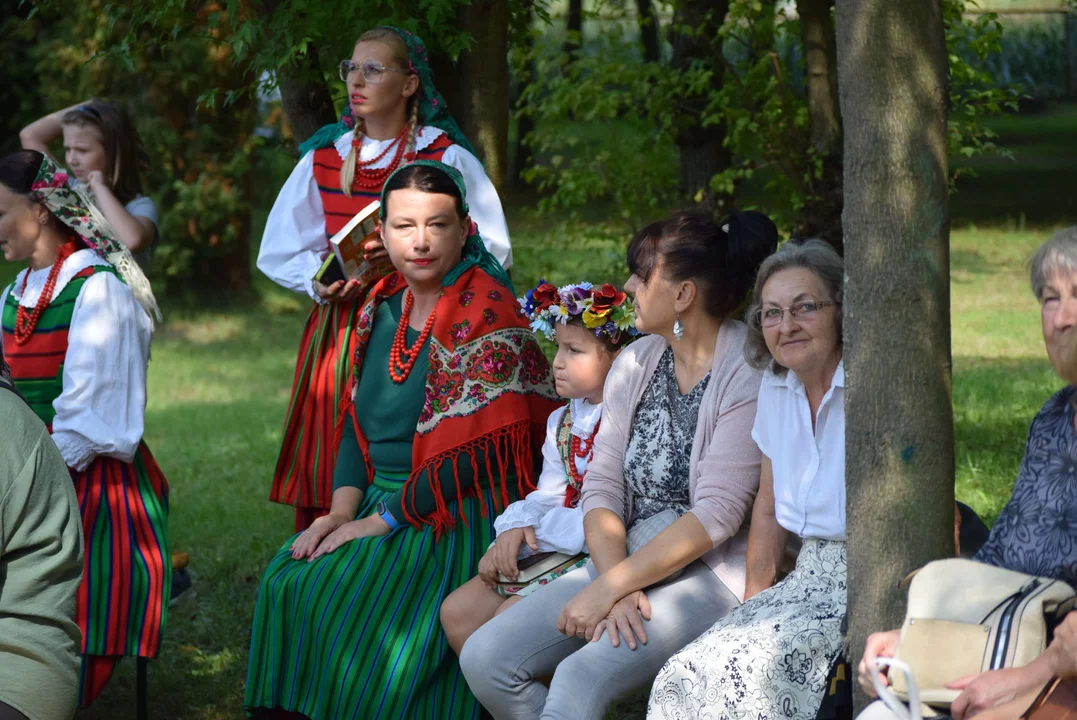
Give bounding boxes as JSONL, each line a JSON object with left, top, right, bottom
{"left": 871, "top": 658, "right": 923, "bottom": 720}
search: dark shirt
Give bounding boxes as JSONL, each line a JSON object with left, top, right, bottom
{"left": 975, "top": 386, "right": 1077, "bottom": 586}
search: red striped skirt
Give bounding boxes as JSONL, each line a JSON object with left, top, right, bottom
{"left": 75, "top": 443, "right": 170, "bottom": 661}
{"left": 269, "top": 300, "right": 358, "bottom": 529}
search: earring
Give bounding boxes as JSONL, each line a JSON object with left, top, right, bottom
{"left": 673, "top": 314, "right": 684, "bottom": 341}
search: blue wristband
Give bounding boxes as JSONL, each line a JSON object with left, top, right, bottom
{"left": 376, "top": 501, "right": 402, "bottom": 531}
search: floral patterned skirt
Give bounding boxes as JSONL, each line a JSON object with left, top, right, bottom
{"left": 647, "top": 538, "right": 847, "bottom": 720}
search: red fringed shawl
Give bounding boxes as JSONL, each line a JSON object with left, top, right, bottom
{"left": 339, "top": 267, "right": 561, "bottom": 537}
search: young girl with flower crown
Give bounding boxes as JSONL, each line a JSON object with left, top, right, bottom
{"left": 440, "top": 279, "right": 639, "bottom": 655}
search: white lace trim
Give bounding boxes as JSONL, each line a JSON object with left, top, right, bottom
{"left": 569, "top": 397, "right": 603, "bottom": 439}
{"left": 333, "top": 125, "right": 447, "bottom": 163}
{"left": 11, "top": 250, "right": 110, "bottom": 309}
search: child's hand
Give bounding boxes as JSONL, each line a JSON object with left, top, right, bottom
{"left": 477, "top": 549, "right": 499, "bottom": 588}
{"left": 492, "top": 526, "right": 539, "bottom": 581}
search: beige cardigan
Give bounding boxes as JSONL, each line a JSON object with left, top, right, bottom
{"left": 580, "top": 320, "right": 763, "bottom": 601}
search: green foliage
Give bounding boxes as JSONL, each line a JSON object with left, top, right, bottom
{"left": 19, "top": 1, "right": 260, "bottom": 297}
{"left": 517, "top": 0, "right": 1029, "bottom": 231}
{"left": 971, "top": 16, "right": 1070, "bottom": 101}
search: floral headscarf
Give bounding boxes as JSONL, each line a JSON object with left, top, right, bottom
{"left": 31, "top": 155, "right": 161, "bottom": 325}
{"left": 299, "top": 26, "right": 477, "bottom": 158}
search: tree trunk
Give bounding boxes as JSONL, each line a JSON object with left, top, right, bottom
{"left": 835, "top": 0, "right": 954, "bottom": 711}
{"left": 277, "top": 48, "right": 338, "bottom": 149}
{"left": 796, "top": 0, "right": 843, "bottom": 248}
{"left": 670, "top": 0, "right": 732, "bottom": 218}
{"left": 636, "top": 0, "right": 661, "bottom": 63}
{"left": 565, "top": 0, "right": 583, "bottom": 58}
{"left": 433, "top": 0, "right": 511, "bottom": 192}
{"left": 512, "top": 2, "right": 537, "bottom": 187}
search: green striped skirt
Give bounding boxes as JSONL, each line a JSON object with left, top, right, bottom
{"left": 245, "top": 474, "right": 497, "bottom": 720}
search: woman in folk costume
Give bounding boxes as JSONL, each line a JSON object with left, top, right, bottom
{"left": 0, "top": 150, "right": 169, "bottom": 708}
{"left": 258, "top": 26, "right": 512, "bottom": 532}
{"left": 245, "top": 161, "right": 555, "bottom": 720}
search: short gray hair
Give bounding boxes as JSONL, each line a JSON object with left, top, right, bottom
{"left": 1030, "top": 227, "right": 1077, "bottom": 301}
{"left": 743, "top": 238, "right": 844, "bottom": 372}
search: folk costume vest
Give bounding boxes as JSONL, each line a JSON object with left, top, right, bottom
{"left": 2, "top": 264, "right": 170, "bottom": 703}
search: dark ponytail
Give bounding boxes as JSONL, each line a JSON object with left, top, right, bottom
{"left": 627, "top": 210, "right": 779, "bottom": 320}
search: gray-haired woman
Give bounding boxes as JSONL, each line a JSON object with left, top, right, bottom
{"left": 858, "top": 226, "right": 1077, "bottom": 720}
{"left": 648, "top": 239, "right": 847, "bottom": 720}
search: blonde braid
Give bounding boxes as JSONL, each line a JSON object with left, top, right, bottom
{"left": 405, "top": 97, "right": 420, "bottom": 160}
{"left": 340, "top": 121, "right": 364, "bottom": 197}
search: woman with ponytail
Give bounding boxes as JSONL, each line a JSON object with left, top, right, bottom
{"left": 258, "top": 26, "right": 512, "bottom": 532}
{"left": 461, "top": 211, "right": 778, "bottom": 720}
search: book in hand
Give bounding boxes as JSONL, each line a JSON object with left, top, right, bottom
{"left": 312, "top": 200, "right": 394, "bottom": 293}
{"left": 498, "top": 552, "right": 587, "bottom": 586}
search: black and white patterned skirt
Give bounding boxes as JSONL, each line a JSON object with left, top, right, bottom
{"left": 647, "top": 538, "right": 847, "bottom": 720}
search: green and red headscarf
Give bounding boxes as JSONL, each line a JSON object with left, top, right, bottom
{"left": 299, "top": 26, "right": 477, "bottom": 159}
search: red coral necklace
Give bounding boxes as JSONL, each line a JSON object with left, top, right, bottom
{"left": 564, "top": 418, "right": 600, "bottom": 507}
{"left": 351, "top": 124, "right": 415, "bottom": 191}
{"left": 388, "top": 289, "right": 436, "bottom": 383}
{"left": 14, "top": 239, "right": 78, "bottom": 346}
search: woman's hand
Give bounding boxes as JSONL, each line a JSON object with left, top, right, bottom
{"left": 314, "top": 278, "right": 363, "bottom": 304}
{"left": 1048, "top": 610, "right": 1077, "bottom": 678}
{"left": 857, "top": 629, "right": 901, "bottom": 698}
{"left": 948, "top": 665, "right": 1048, "bottom": 720}
{"left": 86, "top": 170, "right": 107, "bottom": 192}
{"left": 290, "top": 514, "right": 347, "bottom": 560}
{"left": 492, "top": 526, "right": 539, "bottom": 582}
{"left": 308, "top": 514, "right": 391, "bottom": 561}
{"left": 557, "top": 576, "right": 618, "bottom": 642}
{"left": 364, "top": 236, "right": 390, "bottom": 263}
{"left": 594, "top": 590, "right": 652, "bottom": 651}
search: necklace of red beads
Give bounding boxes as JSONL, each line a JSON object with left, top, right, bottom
{"left": 564, "top": 418, "right": 600, "bottom": 507}
{"left": 388, "top": 289, "right": 436, "bottom": 383}
{"left": 13, "top": 239, "right": 78, "bottom": 346}
{"left": 350, "top": 124, "right": 416, "bottom": 192}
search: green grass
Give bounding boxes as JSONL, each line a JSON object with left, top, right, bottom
{"left": 0, "top": 107, "right": 1069, "bottom": 719}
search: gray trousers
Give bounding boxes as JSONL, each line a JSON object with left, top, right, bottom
{"left": 459, "top": 559, "right": 739, "bottom": 720}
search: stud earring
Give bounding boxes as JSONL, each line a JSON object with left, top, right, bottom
{"left": 673, "top": 314, "right": 684, "bottom": 341}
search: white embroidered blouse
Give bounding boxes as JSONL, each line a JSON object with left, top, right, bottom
{"left": 493, "top": 398, "right": 603, "bottom": 555}
{"left": 0, "top": 249, "right": 152, "bottom": 471}
{"left": 256, "top": 126, "right": 513, "bottom": 303}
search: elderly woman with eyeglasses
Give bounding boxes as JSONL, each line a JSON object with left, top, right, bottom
{"left": 256, "top": 26, "right": 512, "bottom": 532}
{"left": 857, "top": 227, "right": 1077, "bottom": 720}
{"left": 648, "top": 239, "right": 847, "bottom": 720}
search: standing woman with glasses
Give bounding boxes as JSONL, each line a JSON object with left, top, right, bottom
{"left": 20, "top": 99, "right": 160, "bottom": 268}
{"left": 648, "top": 239, "right": 847, "bottom": 720}
{"left": 257, "top": 26, "right": 512, "bottom": 532}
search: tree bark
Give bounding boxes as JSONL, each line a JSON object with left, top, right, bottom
{"left": 277, "top": 47, "right": 338, "bottom": 149}
{"left": 836, "top": 0, "right": 954, "bottom": 711}
{"left": 670, "top": 0, "right": 732, "bottom": 219}
{"left": 796, "top": 0, "right": 843, "bottom": 248}
{"left": 636, "top": 0, "right": 661, "bottom": 63}
{"left": 565, "top": 0, "right": 583, "bottom": 58}
{"left": 433, "top": 0, "right": 511, "bottom": 192}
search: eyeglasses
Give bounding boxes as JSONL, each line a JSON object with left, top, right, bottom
{"left": 756, "top": 300, "right": 838, "bottom": 328}
{"left": 339, "top": 60, "right": 411, "bottom": 84}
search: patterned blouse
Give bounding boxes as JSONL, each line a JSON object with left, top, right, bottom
{"left": 974, "top": 386, "right": 1077, "bottom": 587}
{"left": 623, "top": 347, "right": 712, "bottom": 523}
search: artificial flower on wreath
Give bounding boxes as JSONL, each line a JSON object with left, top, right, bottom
{"left": 519, "top": 279, "right": 641, "bottom": 347}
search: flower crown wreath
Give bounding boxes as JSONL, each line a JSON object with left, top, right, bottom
{"left": 519, "top": 280, "right": 641, "bottom": 346}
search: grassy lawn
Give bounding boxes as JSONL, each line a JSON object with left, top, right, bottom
{"left": 0, "top": 106, "right": 1070, "bottom": 719}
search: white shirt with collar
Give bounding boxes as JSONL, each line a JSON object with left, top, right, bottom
{"left": 752, "top": 360, "right": 846, "bottom": 541}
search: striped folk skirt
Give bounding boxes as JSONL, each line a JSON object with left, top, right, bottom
{"left": 648, "top": 539, "right": 847, "bottom": 720}
{"left": 75, "top": 443, "right": 171, "bottom": 707}
{"left": 245, "top": 475, "right": 497, "bottom": 720}
{"left": 269, "top": 300, "right": 358, "bottom": 531}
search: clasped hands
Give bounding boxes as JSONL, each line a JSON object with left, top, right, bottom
{"left": 289, "top": 512, "right": 391, "bottom": 562}
{"left": 556, "top": 575, "right": 652, "bottom": 651}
